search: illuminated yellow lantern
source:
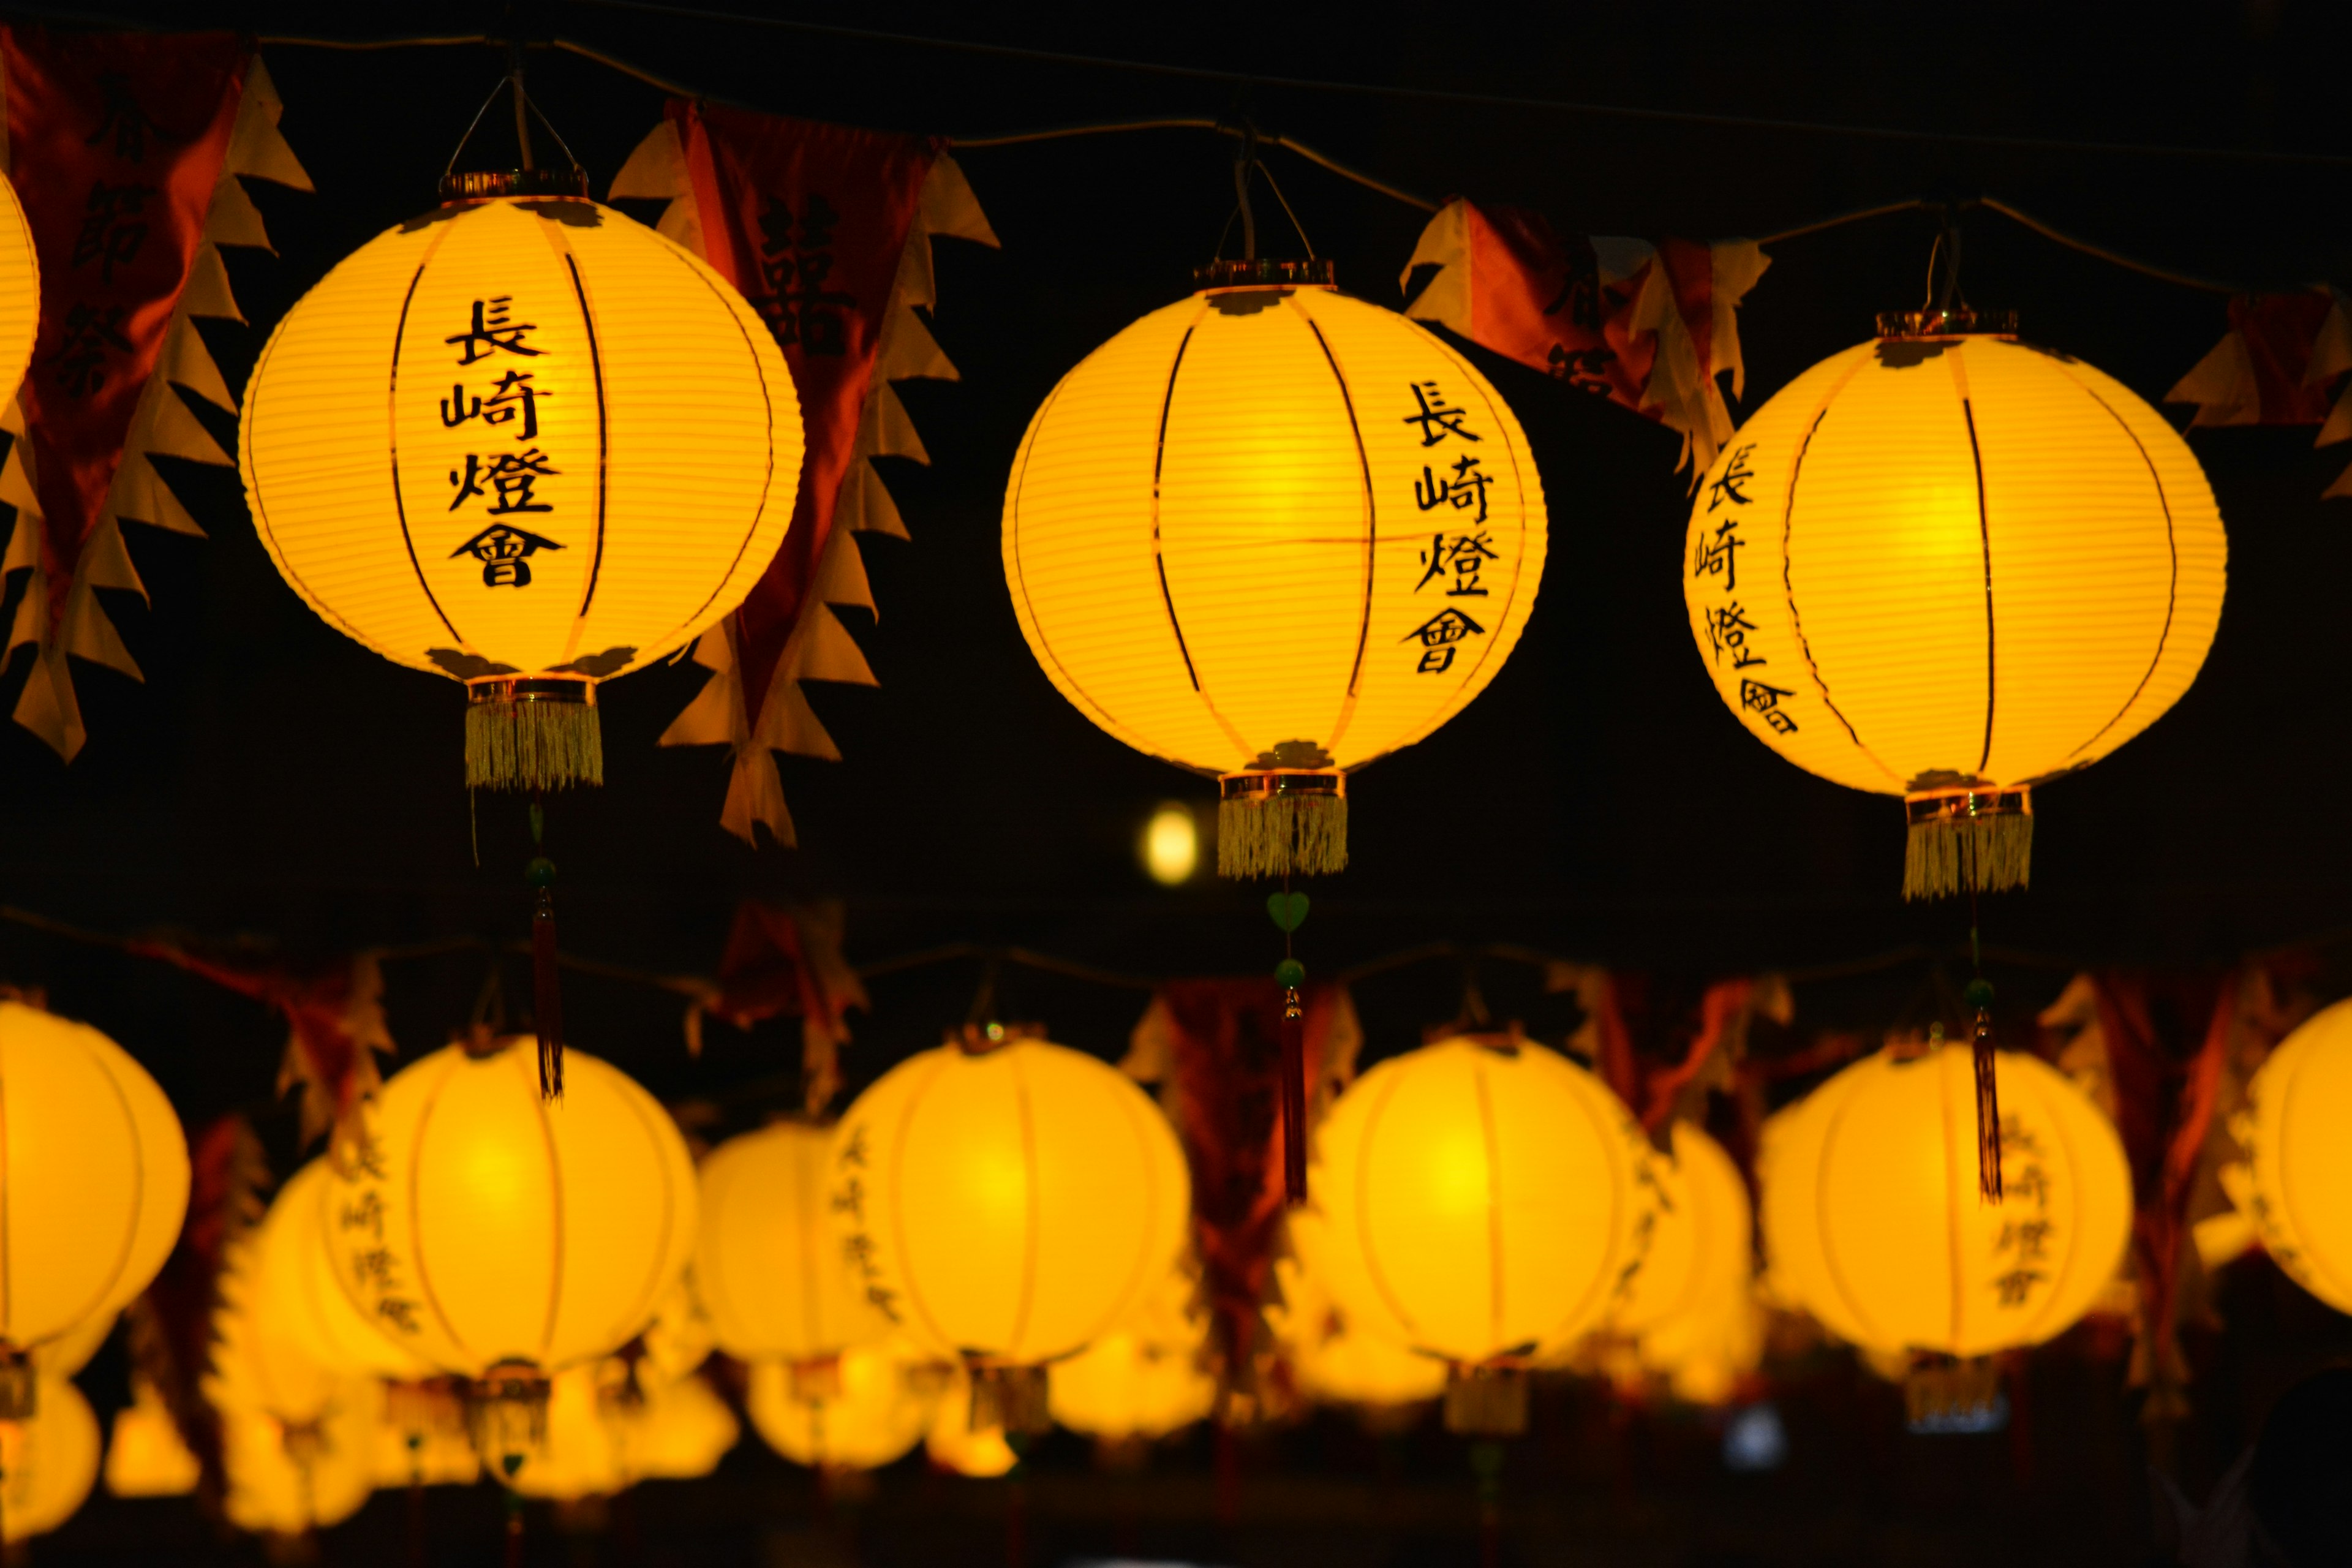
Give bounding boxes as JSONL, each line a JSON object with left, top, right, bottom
{"left": 747, "top": 1340, "right": 940, "bottom": 1472}
{"left": 1305, "top": 1033, "right": 1657, "bottom": 1431}
{"left": 1758, "top": 1042, "right": 2130, "bottom": 1355}
{"left": 1048, "top": 1264, "right": 1215, "bottom": 1441}
{"left": 373, "top": 1381, "right": 479, "bottom": 1488}
{"left": 2237, "top": 997, "right": 2352, "bottom": 1314}
{"left": 239, "top": 175, "right": 801, "bottom": 793}
{"left": 0, "top": 175, "right": 36, "bottom": 404}
{"left": 0, "top": 1001, "right": 189, "bottom": 1411}
{"left": 925, "top": 1368, "right": 1019, "bottom": 1478}
{"left": 510, "top": 1362, "right": 737, "bottom": 1500}
{"left": 1683, "top": 314, "right": 2226, "bottom": 898}
{"left": 33, "top": 1307, "right": 116, "bottom": 1381}
{"left": 259, "top": 1161, "right": 434, "bottom": 1380}
{"left": 104, "top": 1376, "right": 200, "bottom": 1499}
{"left": 698, "top": 1121, "right": 891, "bottom": 1369}
{"left": 1615, "top": 1123, "right": 1762, "bottom": 1405}
{"left": 322, "top": 1036, "right": 697, "bottom": 1460}
{"left": 0, "top": 1376, "right": 100, "bottom": 1542}
{"left": 210, "top": 1220, "right": 370, "bottom": 1432}
{"left": 1003, "top": 258, "right": 1547, "bottom": 876}
{"left": 828, "top": 1033, "right": 1189, "bottom": 1430}
{"left": 1270, "top": 1251, "right": 1446, "bottom": 1411}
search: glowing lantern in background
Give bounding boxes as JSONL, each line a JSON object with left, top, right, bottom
{"left": 104, "top": 1376, "right": 200, "bottom": 1499}
{"left": 0, "top": 1001, "right": 188, "bottom": 1412}
{"left": 827, "top": 1031, "right": 1190, "bottom": 1432}
{"left": 1048, "top": 1262, "right": 1215, "bottom": 1442}
{"left": 259, "top": 1162, "right": 435, "bottom": 1380}
{"left": 322, "top": 1037, "right": 697, "bottom": 1466}
{"left": 1270, "top": 1249, "right": 1447, "bottom": 1414}
{"left": 1607, "top": 1123, "right": 1762, "bottom": 1406}
{"left": 1, "top": 1376, "right": 100, "bottom": 1541}
{"left": 238, "top": 176, "right": 801, "bottom": 795}
{"left": 925, "top": 1368, "right": 1020, "bottom": 1479}
{"left": 747, "top": 1340, "right": 941, "bottom": 1472}
{"left": 2237, "top": 998, "right": 2352, "bottom": 1314}
{"left": 217, "top": 1384, "right": 381, "bottom": 1539}
{"left": 1758, "top": 1043, "right": 2130, "bottom": 1360}
{"left": 1683, "top": 312, "right": 2226, "bottom": 899}
{"left": 509, "top": 1362, "right": 738, "bottom": 1501}
{"left": 1003, "top": 258, "right": 1547, "bottom": 878}
{"left": 373, "top": 1381, "right": 479, "bottom": 1489}
{"left": 1303, "top": 1033, "right": 1656, "bottom": 1431}
{"left": 33, "top": 1307, "right": 116, "bottom": 1381}
{"left": 697, "top": 1122, "right": 892, "bottom": 1367}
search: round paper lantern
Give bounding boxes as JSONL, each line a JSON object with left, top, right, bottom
{"left": 1305, "top": 1035, "right": 1658, "bottom": 1369}
{"left": 746, "top": 1340, "right": 938, "bottom": 1472}
{"left": 373, "top": 1381, "right": 479, "bottom": 1488}
{"left": 1610, "top": 1121, "right": 1754, "bottom": 1340}
{"left": 925, "top": 1372, "right": 1019, "bottom": 1479}
{"left": 1048, "top": 1260, "right": 1213, "bottom": 1441}
{"left": 1757, "top": 1042, "right": 2130, "bottom": 1355}
{"left": 322, "top": 1036, "right": 696, "bottom": 1410}
{"left": 2238, "top": 997, "right": 2352, "bottom": 1314}
{"left": 219, "top": 1385, "right": 381, "bottom": 1539}
{"left": 698, "top": 1121, "right": 892, "bottom": 1367}
{"left": 1270, "top": 1251, "right": 1446, "bottom": 1411}
{"left": 1003, "top": 258, "right": 1547, "bottom": 876}
{"left": 0, "top": 1376, "right": 100, "bottom": 1540}
{"left": 827, "top": 1033, "right": 1189, "bottom": 1427}
{"left": 239, "top": 178, "right": 801, "bottom": 792}
{"left": 1683, "top": 314, "right": 2226, "bottom": 899}
{"left": 209, "top": 1223, "right": 364, "bottom": 1430}
{"left": 0, "top": 175, "right": 37, "bottom": 404}
{"left": 258, "top": 1162, "right": 435, "bottom": 1380}
{"left": 0, "top": 1001, "right": 188, "bottom": 1409}
{"left": 510, "top": 1362, "right": 738, "bottom": 1500}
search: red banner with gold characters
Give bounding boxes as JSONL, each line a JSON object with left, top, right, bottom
{"left": 615, "top": 104, "right": 997, "bottom": 845}
{"left": 1403, "top": 198, "right": 1768, "bottom": 478}
{"left": 0, "top": 28, "right": 307, "bottom": 759}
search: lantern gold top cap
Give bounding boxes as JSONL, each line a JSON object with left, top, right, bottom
{"left": 1875, "top": 307, "right": 2018, "bottom": 339}
{"left": 1193, "top": 257, "right": 1336, "bottom": 292}
{"left": 439, "top": 167, "right": 592, "bottom": 203}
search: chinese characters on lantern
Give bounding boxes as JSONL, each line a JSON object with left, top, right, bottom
{"left": 1403, "top": 380, "right": 1497, "bottom": 674}
{"left": 1689, "top": 442, "right": 1798, "bottom": 735}
{"left": 745, "top": 193, "right": 853, "bottom": 355}
{"left": 442, "top": 296, "right": 564, "bottom": 588}
{"left": 334, "top": 1128, "right": 424, "bottom": 1336}
{"left": 1988, "top": 1114, "right": 2057, "bottom": 1309}
{"left": 827, "top": 1123, "right": 902, "bottom": 1324}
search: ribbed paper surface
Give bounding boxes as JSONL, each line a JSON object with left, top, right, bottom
{"left": 1683, "top": 336, "right": 2226, "bottom": 795}
{"left": 1005, "top": 286, "right": 1547, "bottom": 774}
{"left": 240, "top": 197, "right": 800, "bottom": 681}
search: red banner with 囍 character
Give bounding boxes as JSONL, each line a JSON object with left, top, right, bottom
{"left": 669, "top": 102, "right": 940, "bottom": 741}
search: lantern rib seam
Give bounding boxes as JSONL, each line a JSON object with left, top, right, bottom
{"left": 401, "top": 1055, "right": 472, "bottom": 1366}
{"left": 64, "top": 1050, "right": 143, "bottom": 1339}
{"left": 527, "top": 1054, "right": 567, "bottom": 1363}
{"left": 636, "top": 241, "right": 783, "bottom": 656}
{"left": 1291, "top": 301, "right": 1377, "bottom": 738}
{"left": 1775, "top": 377, "right": 1898, "bottom": 785}
{"left": 2048, "top": 373, "right": 2182, "bottom": 766}
{"left": 1150, "top": 321, "right": 1207, "bottom": 698}
{"left": 1810, "top": 1079, "right": 1883, "bottom": 1348}
{"left": 1938, "top": 1047, "right": 1969, "bottom": 1351}
{"left": 385, "top": 245, "right": 466, "bottom": 649}
{"left": 1472, "top": 1055, "right": 1506, "bottom": 1354}
{"left": 557, "top": 249, "right": 611, "bottom": 634}
{"left": 601, "top": 1075, "right": 680, "bottom": 1362}
{"left": 1006, "top": 1049, "right": 1041, "bottom": 1360}
{"left": 1350, "top": 1065, "right": 1419, "bottom": 1344}
{"left": 1951, "top": 351, "right": 1997, "bottom": 776}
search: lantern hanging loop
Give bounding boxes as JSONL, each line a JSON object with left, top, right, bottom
{"left": 439, "top": 55, "right": 586, "bottom": 195}
{"left": 1216, "top": 121, "right": 1316, "bottom": 264}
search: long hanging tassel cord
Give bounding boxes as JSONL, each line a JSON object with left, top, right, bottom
{"left": 1966, "top": 892, "right": 2002, "bottom": 1202}
{"left": 527, "top": 802, "right": 564, "bottom": 1099}
{"left": 503, "top": 1455, "right": 527, "bottom": 1568}
{"left": 1270, "top": 873, "right": 1309, "bottom": 1205}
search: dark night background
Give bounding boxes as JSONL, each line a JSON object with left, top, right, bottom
{"left": 3, "top": 1, "right": 2351, "bottom": 1562}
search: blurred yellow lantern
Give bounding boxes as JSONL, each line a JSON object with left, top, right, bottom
{"left": 1003, "top": 258, "right": 1547, "bottom": 876}
{"left": 1304, "top": 1034, "right": 1657, "bottom": 1415}
{"left": 1758, "top": 1042, "right": 2130, "bottom": 1356}
{"left": 239, "top": 177, "right": 801, "bottom": 792}
{"left": 747, "top": 1340, "right": 940, "bottom": 1472}
{"left": 259, "top": 1161, "right": 435, "bottom": 1381}
{"left": 1683, "top": 314, "right": 2226, "bottom": 899}
{"left": 926, "top": 1369, "right": 1019, "bottom": 1479}
{"left": 0, "top": 175, "right": 36, "bottom": 406}
{"left": 2237, "top": 997, "right": 2352, "bottom": 1313}
{"left": 33, "top": 1308, "right": 116, "bottom": 1381}
{"left": 827, "top": 1033, "right": 1189, "bottom": 1430}
{"left": 1048, "top": 1260, "right": 1215, "bottom": 1442}
{"left": 0, "top": 1001, "right": 188, "bottom": 1411}
{"left": 104, "top": 1376, "right": 199, "bottom": 1499}
{"left": 210, "top": 1215, "right": 374, "bottom": 1431}
{"left": 1615, "top": 1123, "right": 1762, "bottom": 1405}
{"left": 697, "top": 1121, "right": 891, "bottom": 1368}
{"left": 510, "top": 1362, "right": 737, "bottom": 1500}
{"left": 1270, "top": 1250, "right": 1447, "bottom": 1411}
{"left": 374, "top": 1381, "right": 480, "bottom": 1488}
{"left": 1, "top": 1376, "right": 99, "bottom": 1541}
{"left": 218, "top": 1387, "right": 381, "bottom": 1538}
{"left": 323, "top": 1036, "right": 696, "bottom": 1460}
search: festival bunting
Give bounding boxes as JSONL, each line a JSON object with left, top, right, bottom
{"left": 0, "top": 29, "right": 308, "bottom": 759}
{"left": 612, "top": 102, "right": 997, "bottom": 846}
{"left": 2167, "top": 288, "right": 2352, "bottom": 498}
{"left": 1123, "top": 981, "right": 1360, "bottom": 1423}
{"left": 682, "top": 897, "right": 867, "bottom": 1113}
{"left": 1402, "top": 198, "right": 1768, "bottom": 478}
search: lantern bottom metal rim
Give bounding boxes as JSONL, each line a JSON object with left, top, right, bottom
{"left": 467, "top": 676, "right": 595, "bottom": 707}
{"left": 1903, "top": 785, "right": 2031, "bottom": 825}
{"left": 1218, "top": 767, "right": 1345, "bottom": 802}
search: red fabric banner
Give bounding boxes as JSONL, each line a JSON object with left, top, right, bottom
{"left": 2168, "top": 290, "right": 2340, "bottom": 427}
{"left": 669, "top": 101, "right": 939, "bottom": 729}
{"left": 686, "top": 897, "right": 867, "bottom": 1112}
{"left": 1127, "top": 980, "right": 1359, "bottom": 1420}
{"left": 3, "top": 28, "right": 243, "bottom": 633}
